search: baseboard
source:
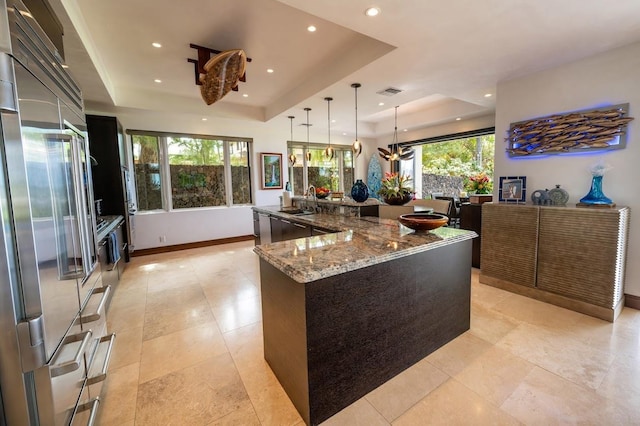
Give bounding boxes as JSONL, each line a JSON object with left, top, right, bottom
{"left": 625, "top": 294, "right": 640, "bottom": 310}
{"left": 131, "top": 235, "right": 254, "bottom": 257}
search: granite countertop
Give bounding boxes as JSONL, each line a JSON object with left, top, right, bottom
{"left": 96, "top": 215, "right": 124, "bottom": 241}
{"left": 253, "top": 206, "right": 477, "bottom": 283}
{"left": 291, "top": 195, "right": 382, "bottom": 207}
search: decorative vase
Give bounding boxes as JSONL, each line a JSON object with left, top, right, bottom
{"left": 579, "top": 175, "right": 613, "bottom": 205}
{"left": 350, "top": 179, "right": 369, "bottom": 202}
{"left": 383, "top": 192, "right": 413, "bottom": 205}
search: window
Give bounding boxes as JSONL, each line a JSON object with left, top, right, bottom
{"left": 287, "top": 143, "right": 353, "bottom": 195}
{"left": 130, "top": 130, "right": 252, "bottom": 211}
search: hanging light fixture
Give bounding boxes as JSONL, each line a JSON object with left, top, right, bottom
{"left": 287, "top": 115, "right": 297, "bottom": 166}
{"left": 351, "top": 83, "right": 362, "bottom": 158}
{"left": 304, "top": 107, "right": 312, "bottom": 162}
{"left": 378, "top": 105, "right": 414, "bottom": 162}
{"left": 324, "top": 97, "right": 334, "bottom": 160}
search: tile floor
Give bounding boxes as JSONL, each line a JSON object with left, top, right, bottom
{"left": 97, "top": 240, "right": 640, "bottom": 425}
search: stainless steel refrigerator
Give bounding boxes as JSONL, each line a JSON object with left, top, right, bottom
{"left": 1, "top": 0, "right": 115, "bottom": 424}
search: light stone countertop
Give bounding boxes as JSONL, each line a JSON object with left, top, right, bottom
{"left": 253, "top": 206, "right": 477, "bottom": 283}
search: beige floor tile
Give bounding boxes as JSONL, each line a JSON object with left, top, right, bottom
{"left": 201, "top": 276, "right": 260, "bottom": 308}
{"left": 238, "top": 361, "right": 302, "bottom": 426}
{"left": 145, "top": 268, "right": 200, "bottom": 292}
{"left": 223, "top": 322, "right": 264, "bottom": 371}
{"left": 139, "top": 323, "right": 229, "bottom": 384}
{"left": 207, "top": 401, "right": 261, "bottom": 426}
{"left": 136, "top": 353, "right": 250, "bottom": 426}
{"left": 108, "top": 326, "right": 143, "bottom": 371}
{"left": 471, "top": 279, "right": 514, "bottom": 310}
{"left": 95, "top": 362, "right": 139, "bottom": 425}
{"left": 109, "top": 283, "right": 147, "bottom": 310}
{"left": 497, "top": 322, "right": 615, "bottom": 389}
{"left": 210, "top": 295, "right": 262, "bottom": 333}
{"left": 107, "top": 302, "right": 146, "bottom": 332}
{"left": 425, "top": 331, "right": 493, "bottom": 376}
{"left": 144, "top": 283, "right": 207, "bottom": 312}
{"left": 454, "top": 346, "right": 535, "bottom": 406}
{"left": 502, "top": 366, "right": 636, "bottom": 424}
{"left": 142, "top": 299, "right": 216, "bottom": 341}
{"left": 365, "top": 357, "right": 449, "bottom": 422}
{"left": 490, "top": 291, "right": 585, "bottom": 330}
{"left": 393, "top": 378, "right": 520, "bottom": 425}
{"left": 596, "top": 352, "right": 640, "bottom": 418}
{"left": 470, "top": 303, "right": 521, "bottom": 344}
{"left": 321, "top": 398, "right": 390, "bottom": 426}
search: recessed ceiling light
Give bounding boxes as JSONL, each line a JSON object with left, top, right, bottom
{"left": 365, "top": 7, "right": 380, "bottom": 17}
{"left": 242, "top": 94, "right": 249, "bottom": 97}
{"left": 378, "top": 102, "right": 384, "bottom": 106}
{"left": 267, "top": 68, "right": 274, "bottom": 73}
{"left": 342, "top": 132, "right": 347, "bottom": 136}
{"left": 154, "top": 79, "right": 162, "bottom": 83}
{"left": 202, "top": 118, "right": 208, "bottom": 121}
{"left": 307, "top": 25, "right": 316, "bottom": 32}
{"left": 152, "top": 42, "right": 162, "bottom": 48}
{"left": 403, "top": 129, "right": 408, "bottom": 132}
{"left": 484, "top": 93, "right": 492, "bottom": 98}
{"left": 456, "top": 117, "right": 461, "bottom": 121}
{"left": 331, "top": 119, "right": 336, "bottom": 123}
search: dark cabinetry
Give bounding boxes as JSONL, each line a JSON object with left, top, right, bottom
{"left": 87, "top": 115, "right": 131, "bottom": 261}
{"left": 459, "top": 203, "right": 482, "bottom": 268}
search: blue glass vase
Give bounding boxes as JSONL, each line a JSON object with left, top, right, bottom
{"left": 579, "top": 175, "right": 613, "bottom": 205}
{"left": 350, "top": 179, "right": 369, "bottom": 202}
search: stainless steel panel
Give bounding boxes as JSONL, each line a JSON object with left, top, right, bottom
{"left": 0, "top": 0, "right": 10, "bottom": 54}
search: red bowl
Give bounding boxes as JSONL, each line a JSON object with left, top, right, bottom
{"left": 398, "top": 213, "right": 448, "bottom": 231}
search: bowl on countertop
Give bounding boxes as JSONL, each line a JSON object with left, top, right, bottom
{"left": 398, "top": 213, "right": 448, "bottom": 232}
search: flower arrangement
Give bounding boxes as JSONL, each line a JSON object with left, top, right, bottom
{"left": 378, "top": 172, "right": 414, "bottom": 198}
{"left": 467, "top": 173, "right": 492, "bottom": 194}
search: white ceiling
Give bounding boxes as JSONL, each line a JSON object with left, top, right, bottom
{"left": 50, "top": 0, "right": 640, "bottom": 138}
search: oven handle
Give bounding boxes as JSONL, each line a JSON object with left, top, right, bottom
{"left": 73, "top": 397, "right": 100, "bottom": 426}
{"left": 80, "top": 285, "right": 112, "bottom": 323}
{"left": 50, "top": 330, "right": 92, "bottom": 377}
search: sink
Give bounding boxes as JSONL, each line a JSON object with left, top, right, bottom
{"left": 278, "top": 208, "right": 315, "bottom": 215}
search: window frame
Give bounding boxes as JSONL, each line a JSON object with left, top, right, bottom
{"left": 128, "top": 129, "right": 253, "bottom": 212}
{"left": 287, "top": 141, "right": 354, "bottom": 195}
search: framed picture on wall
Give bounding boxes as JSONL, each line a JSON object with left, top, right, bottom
{"left": 499, "top": 176, "right": 527, "bottom": 203}
{"left": 260, "top": 153, "right": 283, "bottom": 189}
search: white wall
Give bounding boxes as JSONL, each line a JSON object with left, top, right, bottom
{"left": 86, "top": 106, "right": 373, "bottom": 250}
{"left": 494, "top": 41, "right": 640, "bottom": 297}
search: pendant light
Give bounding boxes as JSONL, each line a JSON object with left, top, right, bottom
{"left": 324, "top": 97, "right": 334, "bottom": 160}
{"left": 378, "top": 105, "right": 414, "bottom": 162}
{"left": 351, "top": 83, "right": 362, "bottom": 158}
{"left": 304, "top": 107, "right": 312, "bottom": 162}
{"left": 287, "top": 115, "right": 296, "bottom": 166}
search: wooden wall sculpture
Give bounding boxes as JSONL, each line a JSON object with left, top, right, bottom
{"left": 506, "top": 104, "right": 634, "bottom": 157}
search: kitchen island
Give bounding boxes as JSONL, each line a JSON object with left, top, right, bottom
{"left": 253, "top": 207, "right": 476, "bottom": 425}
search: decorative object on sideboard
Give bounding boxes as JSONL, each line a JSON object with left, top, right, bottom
{"left": 378, "top": 106, "right": 414, "bottom": 162}
{"left": 498, "top": 176, "right": 527, "bottom": 203}
{"left": 260, "top": 153, "right": 283, "bottom": 189}
{"left": 287, "top": 115, "right": 297, "bottom": 166}
{"left": 548, "top": 185, "right": 569, "bottom": 206}
{"left": 378, "top": 172, "right": 414, "bottom": 205}
{"left": 467, "top": 173, "right": 492, "bottom": 194}
{"left": 188, "top": 44, "right": 249, "bottom": 105}
{"left": 506, "top": 103, "right": 634, "bottom": 157}
{"left": 530, "top": 189, "right": 550, "bottom": 205}
{"left": 578, "top": 161, "right": 615, "bottom": 207}
{"left": 351, "top": 179, "right": 369, "bottom": 202}
{"left": 398, "top": 213, "right": 449, "bottom": 232}
{"left": 367, "top": 154, "right": 382, "bottom": 199}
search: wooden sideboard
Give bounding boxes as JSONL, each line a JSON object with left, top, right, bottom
{"left": 479, "top": 203, "right": 630, "bottom": 321}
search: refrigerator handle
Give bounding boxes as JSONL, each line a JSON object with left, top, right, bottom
{"left": 50, "top": 330, "right": 92, "bottom": 377}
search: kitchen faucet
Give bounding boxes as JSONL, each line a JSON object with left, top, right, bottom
{"left": 307, "top": 185, "right": 316, "bottom": 199}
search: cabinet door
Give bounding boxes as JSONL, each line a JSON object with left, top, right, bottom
{"left": 270, "top": 217, "right": 283, "bottom": 242}
{"left": 289, "top": 221, "right": 311, "bottom": 240}
{"left": 537, "top": 208, "right": 624, "bottom": 308}
{"left": 480, "top": 204, "right": 539, "bottom": 288}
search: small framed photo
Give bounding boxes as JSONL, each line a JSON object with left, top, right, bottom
{"left": 260, "top": 153, "right": 283, "bottom": 189}
{"left": 499, "top": 176, "right": 527, "bottom": 203}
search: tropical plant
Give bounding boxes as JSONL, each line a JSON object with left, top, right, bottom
{"left": 467, "top": 173, "right": 492, "bottom": 194}
{"left": 378, "top": 172, "right": 414, "bottom": 198}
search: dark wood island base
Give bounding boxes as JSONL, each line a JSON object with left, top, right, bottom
{"left": 260, "top": 239, "right": 472, "bottom": 425}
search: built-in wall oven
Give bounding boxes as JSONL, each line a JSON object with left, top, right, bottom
{"left": 0, "top": 0, "right": 115, "bottom": 424}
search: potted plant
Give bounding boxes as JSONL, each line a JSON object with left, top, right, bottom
{"left": 467, "top": 173, "right": 492, "bottom": 194}
{"left": 378, "top": 172, "right": 414, "bottom": 205}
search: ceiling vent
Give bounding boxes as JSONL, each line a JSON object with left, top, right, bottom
{"left": 377, "top": 87, "right": 402, "bottom": 96}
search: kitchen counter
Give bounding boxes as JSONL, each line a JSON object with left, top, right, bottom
{"left": 254, "top": 205, "right": 476, "bottom": 425}
{"left": 252, "top": 206, "right": 476, "bottom": 283}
